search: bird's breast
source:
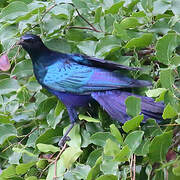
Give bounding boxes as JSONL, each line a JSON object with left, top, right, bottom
{"left": 32, "top": 62, "right": 47, "bottom": 85}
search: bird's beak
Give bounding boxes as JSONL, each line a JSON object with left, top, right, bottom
{"left": 17, "top": 38, "right": 24, "bottom": 45}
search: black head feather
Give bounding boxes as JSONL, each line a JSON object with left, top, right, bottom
{"left": 19, "top": 34, "right": 49, "bottom": 59}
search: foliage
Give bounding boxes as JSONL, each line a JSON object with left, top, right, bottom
{"left": 0, "top": 0, "right": 180, "bottom": 179}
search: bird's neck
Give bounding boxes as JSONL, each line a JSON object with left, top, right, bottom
{"left": 28, "top": 46, "right": 51, "bottom": 62}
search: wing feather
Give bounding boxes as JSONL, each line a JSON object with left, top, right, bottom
{"left": 42, "top": 60, "right": 151, "bottom": 94}
{"left": 70, "top": 53, "right": 141, "bottom": 71}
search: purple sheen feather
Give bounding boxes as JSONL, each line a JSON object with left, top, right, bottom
{"left": 87, "top": 70, "right": 152, "bottom": 89}
{"left": 91, "top": 90, "right": 164, "bottom": 123}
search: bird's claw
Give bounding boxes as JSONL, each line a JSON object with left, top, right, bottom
{"left": 58, "top": 136, "right": 71, "bottom": 148}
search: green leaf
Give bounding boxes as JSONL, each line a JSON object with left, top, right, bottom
{"left": 54, "top": 100, "right": 65, "bottom": 116}
{"left": 160, "top": 69, "right": 174, "bottom": 90}
{"left": 113, "top": 22, "right": 129, "bottom": 40}
{"left": 13, "top": 147, "right": 37, "bottom": 158}
{"left": 96, "top": 175, "right": 118, "bottom": 180}
{"left": 43, "top": 16, "right": 65, "bottom": 35}
{"left": 0, "top": 165, "right": 17, "bottom": 178}
{"left": 37, "top": 143, "right": 59, "bottom": 153}
{"left": 90, "top": 132, "right": 115, "bottom": 146}
{"left": 171, "top": 56, "right": 180, "bottom": 66}
{"left": 0, "top": 78, "right": 20, "bottom": 95}
{"left": 125, "top": 96, "right": 141, "bottom": 117}
{"left": 124, "top": 130, "right": 144, "bottom": 152}
{"left": 16, "top": 162, "right": 36, "bottom": 175}
{"left": 79, "top": 114, "right": 100, "bottom": 123}
{"left": 12, "top": 60, "right": 33, "bottom": 78}
{"left": 132, "top": 11, "right": 146, "bottom": 17}
{"left": 47, "top": 108, "right": 64, "bottom": 129}
{"left": 110, "top": 124, "right": 123, "bottom": 144}
{"left": 114, "top": 145, "right": 131, "bottom": 162}
{"left": 0, "top": 124, "right": 17, "bottom": 144}
{"left": 95, "top": 35, "right": 121, "bottom": 58}
{"left": 51, "top": 4, "right": 73, "bottom": 19}
{"left": 61, "top": 147, "right": 83, "bottom": 169}
{"left": 122, "top": 115, "right": 144, "bottom": 133}
{"left": 87, "top": 148, "right": 103, "bottom": 167}
{"left": 148, "top": 131, "right": 172, "bottom": 163}
{"left": 77, "top": 40, "right": 97, "bottom": 56}
{"left": 135, "top": 139, "right": 150, "bottom": 156}
{"left": 162, "top": 103, "right": 178, "bottom": 119}
{"left": 0, "top": 1, "right": 28, "bottom": 20}
{"left": 66, "top": 164, "right": 91, "bottom": 180}
{"left": 101, "top": 158, "right": 119, "bottom": 175}
{"left": 36, "top": 96, "right": 57, "bottom": 117}
{"left": 125, "top": 33, "right": 153, "bottom": 48}
{"left": 26, "top": 129, "right": 39, "bottom": 148}
{"left": 0, "top": 24, "right": 17, "bottom": 42}
{"left": 150, "top": 18, "right": 170, "bottom": 34}
{"left": 153, "top": 0, "right": 171, "bottom": 15}
{"left": 95, "top": 7, "right": 102, "bottom": 23}
{"left": 141, "top": 0, "right": 153, "bottom": 12}
{"left": 105, "top": 1, "right": 124, "bottom": 14}
{"left": 25, "top": 176, "right": 37, "bottom": 180}
{"left": 104, "top": 139, "right": 120, "bottom": 156}
{"left": 156, "top": 33, "right": 178, "bottom": 64}
{"left": 17, "top": 86, "right": 31, "bottom": 103}
{"left": 172, "top": 162, "right": 180, "bottom": 176}
{"left": 64, "top": 124, "right": 81, "bottom": 148}
{"left": 120, "top": 17, "right": 141, "bottom": 29}
{"left": 9, "top": 151, "right": 22, "bottom": 164}
{"left": 0, "top": 113, "right": 12, "bottom": 124}
{"left": 45, "top": 38, "right": 71, "bottom": 54}
{"left": 172, "top": 0, "right": 180, "bottom": 16}
{"left": 36, "top": 127, "right": 62, "bottom": 144}
{"left": 81, "top": 129, "right": 91, "bottom": 148}
{"left": 86, "top": 157, "right": 102, "bottom": 180}
{"left": 47, "top": 159, "right": 65, "bottom": 180}
{"left": 146, "top": 88, "right": 167, "bottom": 97}
{"left": 143, "top": 119, "right": 162, "bottom": 137}
{"left": 175, "top": 119, "right": 180, "bottom": 124}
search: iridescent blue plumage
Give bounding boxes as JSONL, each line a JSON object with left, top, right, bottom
{"left": 42, "top": 59, "right": 151, "bottom": 94}
{"left": 19, "top": 34, "right": 164, "bottom": 146}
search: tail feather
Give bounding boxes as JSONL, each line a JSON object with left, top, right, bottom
{"left": 91, "top": 90, "right": 164, "bottom": 123}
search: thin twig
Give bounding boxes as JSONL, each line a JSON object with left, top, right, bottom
{"left": 0, "top": 43, "right": 17, "bottom": 57}
{"left": 169, "top": 135, "right": 180, "bottom": 149}
{"left": 173, "top": 84, "right": 180, "bottom": 93}
{"left": 146, "top": 124, "right": 180, "bottom": 128}
{"left": 133, "top": 154, "right": 136, "bottom": 180}
{"left": 39, "top": 143, "right": 67, "bottom": 178}
{"left": 54, "top": 143, "right": 67, "bottom": 179}
{"left": 41, "top": 3, "right": 57, "bottom": 21}
{"left": 18, "top": 127, "right": 38, "bottom": 145}
{"left": 2, "top": 127, "right": 38, "bottom": 152}
{"left": 125, "top": 48, "right": 155, "bottom": 57}
{"left": 130, "top": 155, "right": 133, "bottom": 180}
{"left": 2, "top": 143, "right": 14, "bottom": 153}
{"left": 73, "top": 7, "right": 101, "bottom": 32}
{"left": 68, "top": 26, "right": 101, "bottom": 32}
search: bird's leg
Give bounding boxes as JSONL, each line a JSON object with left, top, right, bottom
{"left": 58, "top": 107, "right": 78, "bottom": 147}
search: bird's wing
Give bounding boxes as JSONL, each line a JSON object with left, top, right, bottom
{"left": 42, "top": 61, "right": 151, "bottom": 94}
{"left": 69, "top": 53, "right": 141, "bottom": 71}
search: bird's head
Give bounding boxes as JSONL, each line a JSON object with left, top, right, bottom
{"left": 18, "top": 34, "right": 47, "bottom": 58}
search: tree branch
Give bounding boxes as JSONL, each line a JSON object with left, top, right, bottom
{"left": 73, "top": 7, "right": 102, "bottom": 33}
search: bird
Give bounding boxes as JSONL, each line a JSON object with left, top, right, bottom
{"left": 18, "top": 34, "right": 164, "bottom": 146}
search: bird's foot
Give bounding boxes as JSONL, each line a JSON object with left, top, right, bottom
{"left": 58, "top": 136, "right": 71, "bottom": 148}
{"left": 58, "top": 123, "right": 75, "bottom": 147}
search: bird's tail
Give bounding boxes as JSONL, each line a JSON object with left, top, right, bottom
{"left": 91, "top": 90, "right": 164, "bottom": 123}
